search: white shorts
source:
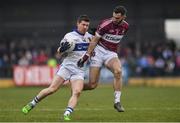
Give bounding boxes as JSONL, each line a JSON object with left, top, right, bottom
{"left": 90, "top": 45, "right": 118, "bottom": 67}
{"left": 56, "top": 65, "right": 84, "bottom": 81}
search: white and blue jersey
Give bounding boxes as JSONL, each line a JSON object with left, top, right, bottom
{"left": 56, "top": 30, "right": 93, "bottom": 81}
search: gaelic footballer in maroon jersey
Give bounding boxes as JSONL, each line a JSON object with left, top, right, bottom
{"left": 77, "top": 6, "right": 128, "bottom": 112}
{"left": 96, "top": 18, "right": 129, "bottom": 52}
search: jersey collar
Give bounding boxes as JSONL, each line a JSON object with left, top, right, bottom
{"left": 73, "top": 28, "right": 85, "bottom": 36}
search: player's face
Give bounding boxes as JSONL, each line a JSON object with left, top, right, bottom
{"left": 77, "top": 21, "right": 90, "bottom": 34}
{"left": 112, "top": 12, "right": 126, "bottom": 24}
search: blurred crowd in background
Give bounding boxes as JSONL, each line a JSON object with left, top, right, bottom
{"left": 0, "top": 38, "right": 58, "bottom": 78}
{"left": 0, "top": 37, "right": 180, "bottom": 78}
{"left": 118, "top": 40, "right": 180, "bottom": 77}
{"left": 1, "top": 0, "right": 180, "bottom": 80}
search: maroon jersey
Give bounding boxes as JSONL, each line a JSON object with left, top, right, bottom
{"left": 96, "top": 18, "right": 129, "bottom": 52}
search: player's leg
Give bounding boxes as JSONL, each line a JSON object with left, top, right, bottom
{"left": 83, "top": 66, "right": 101, "bottom": 90}
{"left": 106, "top": 57, "right": 125, "bottom": 112}
{"left": 83, "top": 47, "right": 103, "bottom": 91}
{"left": 35, "top": 75, "right": 65, "bottom": 101}
{"left": 22, "top": 75, "right": 65, "bottom": 114}
{"left": 22, "top": 66, "right": 70, "bottom": 114}
{"left": 63, "top": 79, "right": 84, "bottom": 121}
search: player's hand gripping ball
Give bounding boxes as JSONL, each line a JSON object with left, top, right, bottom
{"left": 59, "top": 39, "right": 75, "bottom": 53}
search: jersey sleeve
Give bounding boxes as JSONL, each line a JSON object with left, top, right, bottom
{"left": 123, "top": 21, "right": 129, "bottom": 35}
{"left": 64, "top": 33, "right": 72, "bottom": 40}
{"left": 59, "top": 33, "right": 71, "bottom": 46}
{"left": 96, "top": 21, "right": 108, "bottom": 37}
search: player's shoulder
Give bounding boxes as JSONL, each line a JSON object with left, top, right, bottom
{"left": 65, "top": 31, "right": 75, "bottom": 36}
{"left": 98, "top": 18, "right": 112, "bottom": 29}
{"left": 100, "top": 18, "right": 112, "bottom": 23}
{"left": 85, "top": 32, "right": 93, "bottom": 37}
{"left": 64, "top": 31, "right": 77, "bottom": 39}
{"left": 121, "top": 20, "right": 129, "bottom": 28}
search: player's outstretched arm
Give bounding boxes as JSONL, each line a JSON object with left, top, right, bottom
{"left": 86, "top": 36, "right": 100, "bottom": 56}
{"left": 77, "top": 36, "right": 100, "bottom": 67}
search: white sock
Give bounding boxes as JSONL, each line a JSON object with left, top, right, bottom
{"left": 64, "top": 107, "right": 74, "bottom": 116}
{"left": 114, "top": 91, "right": 121, "bottom": 103}
{"left": 31, "top": 100, "right": 36, "bottom": 106}
{"left": 31, "top": 96, "right": 39, "bottom": 106}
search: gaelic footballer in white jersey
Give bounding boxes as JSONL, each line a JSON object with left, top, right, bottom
{"left": 57, "top": 29, "right": 93, "bottom": 81}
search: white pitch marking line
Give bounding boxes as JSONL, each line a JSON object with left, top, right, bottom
{"left": 1, "top": 107, "right": 180, "bottom": 111}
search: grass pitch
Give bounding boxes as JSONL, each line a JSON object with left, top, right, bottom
{"left": 0, "top": 84, "right": 180, "bottom": 122}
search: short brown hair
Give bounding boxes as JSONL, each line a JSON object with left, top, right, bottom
{"left": 77, "top": 15, "right": 90, "bottom": 23}
{"left": 113, "top": 6, "right": 127, "bottom": 16}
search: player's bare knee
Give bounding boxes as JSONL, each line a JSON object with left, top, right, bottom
{"left": 114, "top": 69, "right": 122, "bottom": 79}
{"left": 73, "top": 90, "right": 81, "bottom": 97}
